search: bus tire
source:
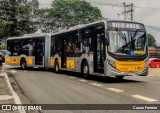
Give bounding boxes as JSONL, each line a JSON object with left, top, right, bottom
{"left": 116, "top": 76, "right": 124, "bottom": 80}
{"left": 82, "top": 61, "right": 90, "bottom": 79}
{"left": 54, "top": 60, "right": 59, "bottom": 73}
{"left": 20, "top": 59, "right": 26, "bottom": 69}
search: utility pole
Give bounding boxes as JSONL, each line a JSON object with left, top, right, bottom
{"left": 122, "top": 2, "right": 134, "bottom": 21}
{"left": 122, "top": 2, "right": 127, "bottom": 20}
{"left": 130, "top": 3, "right": 134, "bottom": 21}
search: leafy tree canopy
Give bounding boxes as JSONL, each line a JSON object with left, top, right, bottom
{"left": 147, "top": 34, "right": 156, "bottom": 47}
{"left": 0, "top": 0, "right": 39, "bottom": 39}
{"left": 36, "top": 0, "right": 102, "bottom": 33}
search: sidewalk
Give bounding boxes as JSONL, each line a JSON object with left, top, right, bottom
{"left": 0, "top": 72, "right": 21, "bottom": 113}
{"left": 0, "top": 71, "right": 39, "bottom": 113}
{"left": 149, "top": 68, "right": 160, "bottom": 77}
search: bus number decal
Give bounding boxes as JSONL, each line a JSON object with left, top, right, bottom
{"left": 10, "top": 58, "right": 20, "bottom": 64}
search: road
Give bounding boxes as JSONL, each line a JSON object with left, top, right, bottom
{"left": 4, "top": 65, "right": 160, "bottom": 113}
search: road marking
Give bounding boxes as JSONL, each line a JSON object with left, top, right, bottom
{"left": 107, "top": 88, "right": 124, "bottom": 92}
{"left": 5, "top": 73, "right": 26, "bottom": 113}
{"left": 90, "top": 83, "right": 103, "bottom": 87}
{"left": 79, "top": 79, "right": 87, "bottom": 82}
{"left": 69, "top": 76, "right": 77, "bottom": 79}
{"left": 132, "top": 95, "right": 157, "bottom": 102}
{"left": 11, "top": 70, "right": 17, "bottom": 74}
{"left": 0, "top": 95, "right": 13, "bottom": 100}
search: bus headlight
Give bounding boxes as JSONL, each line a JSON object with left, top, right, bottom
{"left": 108, "top": 60, "right": 115, "bottom": 68}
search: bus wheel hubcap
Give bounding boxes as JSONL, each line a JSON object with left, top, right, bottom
{"left": 84, "top": 65, "right": 88, "bottom": 74}
{"left": 22, "top": 63, "right": 25, "bottom": 68}
{"left": 56, "top": 64, "right": 58, "bottom": 71}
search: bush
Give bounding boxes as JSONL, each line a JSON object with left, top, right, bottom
{"left": 0, "top": 44, "right": 6, "bottom": 50}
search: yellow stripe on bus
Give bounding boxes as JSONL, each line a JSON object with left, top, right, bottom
{"left": 115, "top": 61, "right": 145, "bottom": 72}
{"left": 67, "top": 60, "right": 75, "bottom": 68}
{"left": 5, "top": 58, "right": 11, "bottom": 64}
{"left": 50, "top": 59, "right": 75, "bottom": 68}
{"left": 26, "top": 58, "right": 32, "bottom": 65}
{"left": 9, "top": 58, "right": 20, "bottom": 64}
{"left": 6, "top": 57, "right": 32, "bottom": 65}
{"left": 50, "top": 59, "right": 54, "bottom": 67}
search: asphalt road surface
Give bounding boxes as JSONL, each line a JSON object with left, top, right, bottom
{"left": 4, "top": 65, "right": 160, "bottom": 113}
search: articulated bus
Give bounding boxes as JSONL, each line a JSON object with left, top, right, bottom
{"left": 5, "top": 19, "right": 148, "bottom": 79}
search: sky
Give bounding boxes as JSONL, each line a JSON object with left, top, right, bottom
{"left": 38, "top": 0, "right": 160, "bottom": 45}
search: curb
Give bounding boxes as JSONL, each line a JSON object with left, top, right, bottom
{"left": 3, "top": 72, "right": 26, "bottom": 113}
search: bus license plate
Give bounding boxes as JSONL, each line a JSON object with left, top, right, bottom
{"left": 126, "top": 73, "right": 135, "bottom": 76}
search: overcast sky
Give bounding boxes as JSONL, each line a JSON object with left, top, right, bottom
{"left": 38, "top": 0, "right": 160, "bottom": 45}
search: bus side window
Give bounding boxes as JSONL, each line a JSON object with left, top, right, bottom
{"left": 13, "top": 40, "right": 19, "bottom": 56}
{"left": 55, "top": 35, "right": 62, "bottom": 56}
{"left": 82, "top": 27, "right": 94, "bottom": 54}
{"left": 65, "top": 30, "right": 81, "bottom": 57}
{"left": 71, "top": 31, "right": 81, "bottom": 57}
{"left": 51, "top": 36, "right": 55, "bottom": 57}
{"left": 20, "top": 38, "right": 35, "bottom": 56}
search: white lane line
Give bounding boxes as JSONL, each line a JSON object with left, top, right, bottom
{"left": 90, "top": 83, "right": 103, "bottom": 87}
{"left": 11, "top": 70, "right": 17, "bottom": 74}
{"left": 0, "top": 95, "right": 13, "bottom": 100}
{"left": 69, "top": 76, "right": 77, "bottom": 79}
{"left": 79, "top": 79, "right": 87, "bottom": 82}
{"left": 5, "top": 73, "right": 26, "bottom": 113}
{"left": 107, "top": 88, "right": 124, "bottom": 92}
{"left": 132, "top": 95, "right": 157, "bottom": 102}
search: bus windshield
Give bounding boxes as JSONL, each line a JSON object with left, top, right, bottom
{"left": 108, "top": 30, "right": 147, "bottom": 56}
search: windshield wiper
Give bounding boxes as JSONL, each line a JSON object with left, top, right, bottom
{"left": 116, "top": 30, "right": 145, "bottom": 53}
{"left": 115, "top": 28, "right": 127, "bottom": 43}
{"left": 132, "top": 29, "right": 141, "bottom": 39}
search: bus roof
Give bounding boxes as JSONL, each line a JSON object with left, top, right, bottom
{"left": 7, "top": 33, "right": 50, "bottom": 40}
{"left": 51, "top": 19, "right": 145, "bottom": 36}
{"left": 7, "top": 19, "right": 145, "bottom": 40}
{"left": 51, "top": 20, "right": 107, "bottom": 36}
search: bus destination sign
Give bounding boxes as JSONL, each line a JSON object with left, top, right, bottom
{"left": 108, "top": 21, "right": 145, "bottom": 30}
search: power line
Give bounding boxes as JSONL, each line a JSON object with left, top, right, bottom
{"left": 134, "top": 6, "right": 160, "bottom": 9}
{"left": 1, "top": 1, "right": 159, "bottom": 10}
{"left": 91, "top": 2, "right": 160, "bottom": 10}
{"left": 1, "top": 2, "right": 158, "bottom": 10}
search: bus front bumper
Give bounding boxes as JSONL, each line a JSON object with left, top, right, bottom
{"left": 104, "top": 62, "right": 148, "bottom": 77}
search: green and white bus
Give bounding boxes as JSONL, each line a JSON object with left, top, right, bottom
{"left": 6, "top": 19, "right": 148, "bottom": 79}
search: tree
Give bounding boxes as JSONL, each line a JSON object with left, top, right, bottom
{"left": 0, "top": 0, "right": 13, "bottom": 39}
{"left": 36, "top": 0, "right": 102, "bottom": 33}
{"left": 29, "top": 0, "right": 39, "bottom": 13}
{"left": 0, "top": 0, "right": 38, "bottom": 39}
{"left": 147, "top": 34, "right": 156, "bottom": 47}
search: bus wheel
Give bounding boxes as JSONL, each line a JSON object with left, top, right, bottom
{"left": 116, "top": 76, "right": 124, "bottom": 80}
{"left": 20, "top": 59, "right": 26, "bottom": 69}
{"left": 82, "top": 61, "right": 90, "bottom": 79}
{"left": 54, "top": 60, "right": 59, "bottom": 73}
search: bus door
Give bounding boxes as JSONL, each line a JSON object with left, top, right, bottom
{"left": 94, "top": 25, "right": 105, "bottom": 73}
{"left": 35, "top": 38, "right": 45, "bottom": 66}
{"left": 61, "top": 34, "right": 68, "bottom": 68}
